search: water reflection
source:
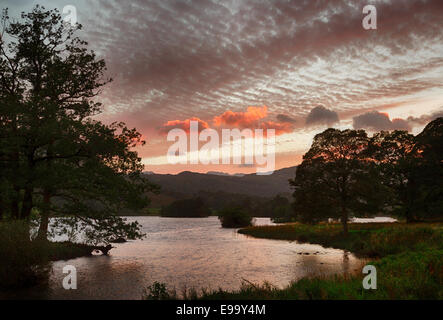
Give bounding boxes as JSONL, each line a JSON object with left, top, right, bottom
{"left": 18, "top": 217, "right": 366, "bottom": 299}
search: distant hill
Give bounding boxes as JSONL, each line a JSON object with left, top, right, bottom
{"left": 144, "top": 166, "right": 296, "bottom": 207}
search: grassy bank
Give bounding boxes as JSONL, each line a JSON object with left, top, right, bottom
{"left": 239, "top": 222, "right": 443, "bottom": 258}
{"left": 144, "top": 222, "right": 442, "bottom": 300}
{"left": 197, "top": 249, "right": 442, "bottom": 300}
{"left": 205, "top": 222, "right": 442, "bottom": 299}
{"left": 144, "top": 248, "right": 442, "bottom": 300}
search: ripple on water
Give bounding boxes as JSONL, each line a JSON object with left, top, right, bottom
{"left": 20, "top": 217, "right": 366, "bottom": 299}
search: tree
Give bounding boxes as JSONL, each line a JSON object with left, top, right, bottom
{"left": 0, "top": 6, "right": 157, "bottom": 243}
{"left": 290, "top": 129, "right": 383, "bottom": 234}
{"left": 367, "top": 120, "right": 443, "bottom": 222}
{"left": 218, "top": 207, "right": 253, "bottom": 228}
{"left": 366, "top": 130, "right": 421, "bottom": 221}
{"left": 414, "top": 117, "right": 443, "bottom": 220}
{"left": 267, "top": 194, "right": 292, "bottom": 222}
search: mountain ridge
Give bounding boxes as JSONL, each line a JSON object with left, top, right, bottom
{"left": 144, "top": 166, "right": 297, "bottom": 206}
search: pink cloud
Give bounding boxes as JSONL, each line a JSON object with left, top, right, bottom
{"left": 159, "top": 117, "right": 210, "bottom": 135}
{"left": 213, "top": 106, "right": 268, "bottom": 128}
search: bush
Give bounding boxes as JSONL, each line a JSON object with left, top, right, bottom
{"left": 143, "top": 281, "right": 177, "bottom": 300}
{"left": 218, "top": 207, "right": 253, "bottom": 228}
{"left": 0, "top": 221, "right": 51, "bottom": 290}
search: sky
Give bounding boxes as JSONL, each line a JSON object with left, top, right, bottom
{"left": 2, "top": 0, "right": 443, "bottom": 174}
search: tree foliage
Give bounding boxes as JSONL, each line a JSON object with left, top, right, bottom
{"left": 0, "top": 6, "right": 157, "bottom": 243}
{"left": 366, "top": 130, "right": 420, "bottom": 221}
{"left": 414, "top": 117, "right": 443, "bottom": 219}
{"left": 290, "top": 129, "right": 385, "bottom": 233}
{"left": 218, "top": 207, "right": 253, "bottom": 228}
{"left": 291, "top": 118, "right": 443, "bottom": 230}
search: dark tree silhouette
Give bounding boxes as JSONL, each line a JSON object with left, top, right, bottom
{"left": 0, "top": 6, "right": 157, "bottom": 243}
{"left": 367, "top": 130, "right": 420, "bottom": 222}
{"left": 414, "top": 117, "right": 443, "bottom": 220}
{"left": 290, "top": 129, "right": 383, "bottom": 234}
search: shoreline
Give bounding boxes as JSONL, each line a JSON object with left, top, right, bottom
{"left": 189, "top": 222, "right": 442, "bottom": 300}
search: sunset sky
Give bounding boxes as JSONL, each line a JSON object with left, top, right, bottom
{"left": 4, "top": 0, "right": 443, "bottom": 174}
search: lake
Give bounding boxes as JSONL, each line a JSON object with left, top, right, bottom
{"left": 15, "top": 217, "right": 367, "bottom": 300}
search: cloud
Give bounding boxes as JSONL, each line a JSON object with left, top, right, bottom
{"left": 305, "top": 106, "right": 339, "bottom": 127}
{"left": 407, "top": 108, "right": 443, "bottom": 126}
{"left": 352, "top": 111, "right": 411, "bottom": 131}
{"left": 213, "top": 106, "right": 268, "bottom": 128}
{"left": 260, "top": 121, "right": 294, "bottom": 135}
{"left": 213, "top": 106, "right": 295, "bottom": 135}
{"left": 276, "top": 114, "right": 296, "bottom": 124}
{"left": 64, "top": 0, "right": 443, "bottom": 132}
{"left": 159, "top": 106, "right": 294, "bottom": 136}
{"left": 159, "top": 117, "right": 209, "bottom": 134}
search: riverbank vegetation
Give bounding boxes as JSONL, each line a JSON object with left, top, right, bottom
{"left": 205, "top": 222, "right": 443, "bottom": 299}
{"left": 198, "top": 249, "right": 442, "bottom": 300}
{"left": 218, "top": 207, "right": 253, "bottom": 228}
{"left": 239, "top": 222, "right": 442, "bottom": 258}
{"left": 143, "top": 222, "right": 442, "bottom": 300}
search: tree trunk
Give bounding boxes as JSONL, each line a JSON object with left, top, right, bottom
{"left": 404, "top": 206, "right": 417, "bottom": 223}
{"left": 37, "top": 190, "right": 51, "bottom": 241}
{"left": 11, "top": 186, "right": 20, "bottom": 219}
{"left": 20, "top": 185, "right": 33, "bottom": 220}
{"left": 341, "top": 207, "right": 348, "bottom": 236}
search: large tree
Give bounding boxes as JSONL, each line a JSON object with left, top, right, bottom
{"left": 290, "top": 129, "right": 383, "bottom": 234}
{"left": 367, "top": 119, "right": 443, "bottom": 222}
{"left": 0, "top": 6, "right": 156, "bottom": 243}
{"left": 414, "top": 117, "right": 443, "bottom": 220}
{"left": 366, "top": 130, "right": 420, "bottom": 222}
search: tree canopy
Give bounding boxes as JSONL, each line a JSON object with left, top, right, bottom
{"left": 290, "top": 118, "right": 443, "bottom": 232}
{"left": 0, "top": 6, "right": 157, "bottom": 243}
{"left": 290, "top": 129, "right": 384, "bottom": 233}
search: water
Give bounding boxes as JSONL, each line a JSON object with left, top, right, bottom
{"left": 15, "top": 217, "right": 367, "bottom": 300}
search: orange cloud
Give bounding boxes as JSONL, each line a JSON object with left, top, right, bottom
{"left": 213, "top": 106, "right": 268, "bottom": 128}
{"left": 260, "top": 121, "right": 294, "bottom": 135}
{"left": 159, "top": 117, "right": 209, "bottom": 134}
{"left": 159, "top": 106, "right": 294, "bottom": 137}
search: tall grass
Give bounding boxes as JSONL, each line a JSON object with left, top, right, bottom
{"left": 239, "top": 222, "right": 443, "bottom": 257}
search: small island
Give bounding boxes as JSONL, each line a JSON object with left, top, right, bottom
{"left": 218, "top": 207, "right": 253, "bottom": 228}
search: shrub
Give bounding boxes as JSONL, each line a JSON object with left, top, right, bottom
{"left": 218, "top": 207, "right": 253, "bottom": 228}
{"left": 143, "top": 281, "right": 177, "bottom": 300}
